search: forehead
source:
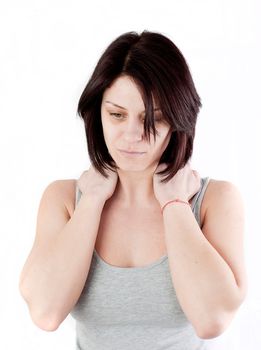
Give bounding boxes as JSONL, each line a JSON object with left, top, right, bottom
{"left": 102, "top": 76, "right": 158, "bottom": 108}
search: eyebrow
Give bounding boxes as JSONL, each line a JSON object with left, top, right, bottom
{"left": 105, "top": 100, "right": 161, "bottom": 113}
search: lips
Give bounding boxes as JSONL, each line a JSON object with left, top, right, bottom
{"left": 118, "top": 149, "right": 146, "bottom": 154}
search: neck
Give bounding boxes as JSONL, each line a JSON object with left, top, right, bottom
{"left": 112, "top": 165, "right": 159, "bottom": 208}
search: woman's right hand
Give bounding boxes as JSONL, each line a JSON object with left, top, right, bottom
{"left": 77, "top": 165, "right": 118, "bottom": 202}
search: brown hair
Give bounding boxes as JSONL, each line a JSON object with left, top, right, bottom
{"left": 77, "top": 30, "right": 202, "bottom": 182}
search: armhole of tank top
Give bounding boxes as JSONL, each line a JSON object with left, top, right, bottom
{"left": 195, "top": 176, "right": 211, "bottom": 228}
{"left": 75, "top": 184, "right": 80, "bottom": 208}
{"left": 75, "top": 182, "right": 83, "bottom": 209}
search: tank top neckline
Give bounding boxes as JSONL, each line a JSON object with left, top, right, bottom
{"left": 93, "top": 248, "right": 168, "bottom": 271}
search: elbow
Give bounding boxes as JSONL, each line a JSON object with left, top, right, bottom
{"left": 28, "top": 299, "right": 62, "bottom": 331}
{"left": 196, "top": 290, "right": 248, "bottom": 340}
{"left": 195, "top": 315, "right": 233, "bottom": 340}
{"left": 196, "top": 322, "right": 227, "bottom": 340}
{"left": 31, "top": 312, "right": 61, "bottom": 332}
{"left": 19, "top": 283, "right": 61, "bottom": 332}
{"left": 28, "top": 302, "right": 62, "bottom": 331}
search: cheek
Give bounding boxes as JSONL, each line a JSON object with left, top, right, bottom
{"left": 102, "top": 123, "right": 118, "bottom": 146}
{"left": 157, "top": 128, "right": 171, "bottom": 145}
{"left": 155, "top": 132, "right": 172, "bottom": 154}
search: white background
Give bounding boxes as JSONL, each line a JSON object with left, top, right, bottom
{"left": 0, "top": 0, "right": 260, "bottom": 349}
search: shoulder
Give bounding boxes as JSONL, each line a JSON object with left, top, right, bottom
{"left": 45, "top": 179, "right": 77, "bottom": 218}
{"left": 204, "top": 178, "right": 244, "bottom": 207}
{"left": 201, "top": 178, "right": 244, "bottom": 227}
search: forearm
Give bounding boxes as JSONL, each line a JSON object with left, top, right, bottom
{"left": 20, "top": 196, "right": 105, "bottom": 325}
{"left": 163, "top": 203, "right": 241, "bottom": 332}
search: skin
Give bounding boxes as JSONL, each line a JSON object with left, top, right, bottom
{"left": 100, "top": 75, "right": 199, "bottom": 208}
{"left": 18, "top": 76, "right": 247, "bottom": 336}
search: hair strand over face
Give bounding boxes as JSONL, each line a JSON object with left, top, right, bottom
{"left": 77, "top": 30, "right": 202, "bottom": 182}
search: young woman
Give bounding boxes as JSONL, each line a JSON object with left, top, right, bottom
{"left": 19, "top": 30, "right": 247, "bottom": 349}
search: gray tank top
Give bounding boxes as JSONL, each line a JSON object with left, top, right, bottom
{"left": 70, "top": 176, "right": 214, "bottom": 349}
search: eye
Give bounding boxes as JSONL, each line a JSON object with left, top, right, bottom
{"left": 110, "top": 113, "right": 124, "bottom": 119}
{"left": 109, "top": 112, "right": 163, "bottom": 123}
{"left": 142, "top": 115, "right": 163, "bottom": 123}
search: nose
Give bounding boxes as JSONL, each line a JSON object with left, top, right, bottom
{"left": 123, "top": 119, "right": 144, "bottom": 142}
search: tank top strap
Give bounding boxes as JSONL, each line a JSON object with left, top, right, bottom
{"left": 75, "top": 184, "right": 82, "bottom": 208}
{"left": 190, "top": 176, "right": 210, "bottom": 227}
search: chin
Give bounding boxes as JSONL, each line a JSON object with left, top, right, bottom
{"left": 117, "top": 164, "right": 147, "bottom": 172}
{"left": 115, "top": 160, "right": 158, "bottom": 173}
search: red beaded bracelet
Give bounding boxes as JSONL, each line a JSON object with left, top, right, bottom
{"left": 161, "top": 198, "right": 190, "bottom": 214}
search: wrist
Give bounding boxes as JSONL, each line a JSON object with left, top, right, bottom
{"left": 80, "top": 194, "right": 106, "bottom": 209}
{"left": 161, "top": 198, "right": 190, "bottom": 214}
{"left": 159, "top": 195, "right": 188, "bottom": 207}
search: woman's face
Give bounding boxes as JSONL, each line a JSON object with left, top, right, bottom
{"left": 100, "top": 75, "right": 172, "bottom": 172}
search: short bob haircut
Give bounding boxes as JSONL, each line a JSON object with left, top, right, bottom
{"left": 77, "top": 30, "right": 202, "bottom": 182}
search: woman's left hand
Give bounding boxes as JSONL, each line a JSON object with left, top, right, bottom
{"left": 153, "top": 162, "right": 201, "bottom": 207}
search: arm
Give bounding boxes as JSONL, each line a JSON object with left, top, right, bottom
{"left": 19, "top": 180, "right": 105, "bottom": 331}
{"left": 162, "top": 180, "right": 248, "bottom": 339}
